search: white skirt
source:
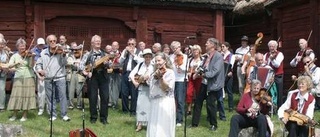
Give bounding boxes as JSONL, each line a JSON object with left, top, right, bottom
{"left": 147, "top": 96, "right": 176, "bottom": 137}
{"left": 136, "top": 89, "right": 151, "bottom": 125}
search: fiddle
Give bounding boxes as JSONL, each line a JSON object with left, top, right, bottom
{"left": 20, "top": 50, "right": 35, "bottom": 58}
{"left": 174, "top": 53, "right": 184, "bottom": 66}
{"left": 254, "top": 88, "right": 273, "bottom": 106}
{"left": 153, "top": 62, "right": 167, "bottom": 79}
{"left": 50, "top": 45, "right": 69, "bottom": 55}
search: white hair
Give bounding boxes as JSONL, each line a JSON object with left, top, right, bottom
{"left": 268, "top": 40, "right": 278, "bottom": 47}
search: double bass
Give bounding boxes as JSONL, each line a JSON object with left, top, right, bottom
{"left": 242, "top": 32, "right": 263, "bottom": 94}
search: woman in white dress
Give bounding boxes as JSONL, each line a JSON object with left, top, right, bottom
{"left": 129, "top": 48, "right": 154, "bottom": 132}
{"left": 147, "top": 52, "right": 176, "bottom": 137}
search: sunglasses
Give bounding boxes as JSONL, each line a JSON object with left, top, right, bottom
{"left": 304, "top": 61, "right": 310, "bottom": 65}
{"left": 49, "top": 40, "right": 56, "bottom": 43}
{"left": 128, "top": 43, "right": 135, "bottom": 46}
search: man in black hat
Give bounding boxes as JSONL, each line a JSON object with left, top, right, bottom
{"left": 234, "top": 36, "right": 250, "bottom": 96}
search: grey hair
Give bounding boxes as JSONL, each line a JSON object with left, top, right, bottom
{"left": 251, "top": 79, "right": 261, "bottom": 87}
{"left": 207, "top": 38, "right": 219, "bottom": 47}
{"left": 46, "top": 34, "right": 57, "bottom": 43}
{"left": 154, "top": 52, "right": 173, "bottom": 70}
{"left": 15, "top": 38, "right": 26, "bottom": 48}
{"left": 0, "top": 38, "right": 6, "bottom": 45}
{"left": 268, "top": 40, "right": 278, "bottom": 48}
{"left": 170, "top": 41, "right": 181, "bottom": 49}
{"left": 91, "top": 35, "right": 101, "bottom": 43}
{"left": 153, "top": 43, "right": 162, "bottom": 49}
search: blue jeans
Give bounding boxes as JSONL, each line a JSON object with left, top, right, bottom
{"left": 174, "top": 81, "right": 186, "bottom": 123}
{"left": 45, "top": 78, "right": 68, "bottom": 118}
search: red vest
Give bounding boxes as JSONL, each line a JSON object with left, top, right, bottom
{"left": 265, "top": 51, "right": 284, "bottom": 75}
{"left": 290, "top": 92, "right": 315, "bottom": 115}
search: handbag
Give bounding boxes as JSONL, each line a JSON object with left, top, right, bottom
{"left": 69, "top": 128, "right": 97, "bottom": 137}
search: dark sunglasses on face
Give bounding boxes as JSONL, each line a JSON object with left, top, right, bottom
{"left": 49, "top": 40, "right": 56, "bottom": 43}
{"left": 128, "top": 43, "right": 135, "bottom": 46}
{"left": 304, "top": 61, "right": 310, "bottom": 65}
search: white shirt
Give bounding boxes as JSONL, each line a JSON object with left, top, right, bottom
{"left": 277, "top": 89, "right": 315, "bottom": 119}
{"left": 235, "top": 46, "right": 249, "bottom": 65}
{"left": 290, "top": 51, "right": 315, "bottom": 67}
{"left": 170, "top": 53, "right": 188, "bottom": 82}
{"left": 263, "top": 51, "right": 284, "bottom": 68}
{"left": 119, "top": 48, "right": 143, "bottom": 71}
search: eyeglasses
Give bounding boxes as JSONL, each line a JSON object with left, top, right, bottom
{"left": 49, "top": 40, "right": 56, "bottom": 43}
{"left": 304, "top": 61, "right": 310, "bottom": 65}
{"left": 128, "top": 43, "right": 135, "bottom": 46}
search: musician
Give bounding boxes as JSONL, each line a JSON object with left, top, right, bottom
{"left": 147, "top": 52, "right": 175, "bottom": 137}
{"left": 228, "top": 79, "right": 272, "bottom": 137}
{"left": 241, "top": 44, "right": 256, "bottom": 94}
{"left": 119, "top": 38, "right": 143, "bottom": 115}
{"left": 235, "top": 35, "right": 250, "bottom": 95}
{"left": 290, "top": 39, "right": 315, "bottom": 76}
{"left": 169, "top": 41, "right": 188, "bottom": 127}
{"left": 105, "top": 45, "right": 112, "bottom": 54}
{"left": 31, "top": 37, "right": 48, "bottom": 115}
{"left": 66, "top": 43, "right": 85, "bottom": 109}
{"left": 152, "top": 43, "right": 162, "bottom": 54}
{"left": 221, "top": 42, "right": 235, "bottom": 112}
{"left": 299, "top": 56, "right": 320, "bottom": 110}
{"left": 186, "top": 45, "right": 203, "bottom": 115}
{"left": 7, "top": 38, "right": 37, "bottom": 122}
{"left": 59, "top": 35, "right": 70, "bottom": 52}
{"left": 264, "top": 40, "right": 284, "bottom": 109}
{"left": 249, "top": 53, "right": 277, "bottom": 106}
{"left": 35, "top": 34, "right": 70, "bottom": 121}
{"left": 128, "top": 48, "right": 153, "bottom": 132}
{"left": 0, "top": 38, "right": 10, "bottom": 111}
{"left": 108, "top": 41, "right": 122, "bottom": 108}
{"left": 278, "top": 76, "right": 316, "bottom": 137}
{"left": 162, "top": 44, "right": 171, "bottom": 55}
{"left": 190, "top": 38, "right": 224, "bottom": 131}
{"left": 79, "top": 35, "right": 110, "bottom": 124}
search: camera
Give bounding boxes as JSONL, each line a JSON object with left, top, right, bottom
{"left": 195, "top": 66, "right": 206, "bottom": 75}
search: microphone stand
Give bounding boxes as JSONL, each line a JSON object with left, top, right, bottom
{"left": 49, "top": 60, "right": 64, "bottom": 137}
{"left": 183, "top": 37, "right": 190, "bottom": 137}
{"left": 78, "top": 52, "right": 97, "bottom": 137}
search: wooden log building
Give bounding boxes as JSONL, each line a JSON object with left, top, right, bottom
{"left": 0, "top": 0, "right": 235, "bottom": 51}
{"left": 227, "top": 0, "right": 320, "bottom": 91}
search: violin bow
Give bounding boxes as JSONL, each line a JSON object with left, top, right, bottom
{"left": 23, "top": 38, "right": 34, "bottom": 60}
{"left": 77, "top": 41, "right": 85, "bottom": 72}
{"left": 307, "top": 30, "right": 313, "bottom": 42}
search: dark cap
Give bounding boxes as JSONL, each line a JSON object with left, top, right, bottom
{"left": 241, "top": 36, "right": 249, "bottom": 41}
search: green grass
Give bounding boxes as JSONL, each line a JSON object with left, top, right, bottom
{"left": 0, "top": 95, "right": 319, "bottom": 137}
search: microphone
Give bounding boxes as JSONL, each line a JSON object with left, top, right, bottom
{"left": 186, "top": 36, "right": 196, "bottom": 39}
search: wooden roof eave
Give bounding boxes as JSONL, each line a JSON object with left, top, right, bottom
{"left": 32, "top": 0, "right": 235, "bottom": 10}
{"left": 233, "top": 0, "right": 279, "bottom": 15}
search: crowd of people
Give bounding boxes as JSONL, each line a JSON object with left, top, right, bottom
{"left": 0, "top": 32, "right": 319, "bottom": 137}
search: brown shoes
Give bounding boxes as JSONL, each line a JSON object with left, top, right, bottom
{"left": 135, "top": 125, "right": 142, "bottom": 132}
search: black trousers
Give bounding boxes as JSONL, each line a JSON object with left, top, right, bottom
{"left": 275, "top": 74, "right": 284, "bottom": 108}
{"left": 191, "top": 83, "right": 219, "bottom": 127}
{"left": 286, "top": 121, "right": 309, "bottom": 137}
{"left": 228, "top": 114, "right": 268, "bottom": 137}
{"left": 87, "top": 71, "right": 109, "bottom": 121}
{"left": 120, "top": 71, "right": 137, "bottom": 114}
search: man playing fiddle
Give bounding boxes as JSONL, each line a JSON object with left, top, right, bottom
{"left": 290, "top": 39, "right": 315, "bottom": 76}
{"left": 66, "top": 42, "right": 85, "bottom": 109}
{"left": 278, "top": 76, "right": 316, "bottom": 137}
{"left": 79, "top": 35, "right": 110, "bottom": 124}
{"left": 35, "top": 34, "right": 70, "bottom": 121}
{"left": 292, "top": 56, "right": 320, "bottom": 110}
{"left": 263, "top": 40, "right": 284, "bottom": 109}
{"left": 229, "top": 79, "right": 273, "bottom": 137}
{"left": 169, "top": 41, "right": 188, "bottom": 127}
